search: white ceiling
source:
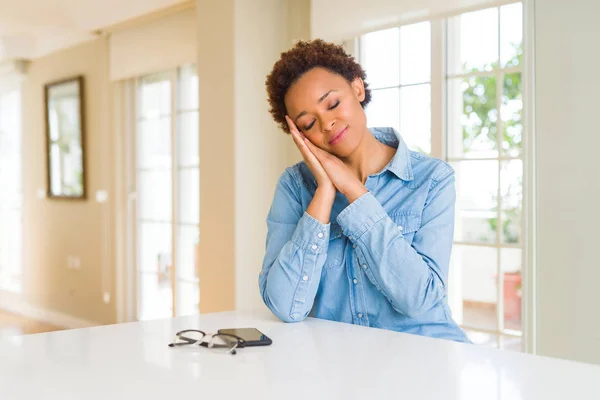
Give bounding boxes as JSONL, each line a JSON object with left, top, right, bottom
{"left": 0, "top": 0, "right": 187, "bottom": 61}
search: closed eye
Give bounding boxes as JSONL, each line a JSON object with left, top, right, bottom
{"left": 303, "top": 101, "right": 340, "bottom": 131}
{"left": 328, "top": 100, "right": 340, "bottom": 110}
{"left": 304, "top": 121, "right": 315, "bottom": 131}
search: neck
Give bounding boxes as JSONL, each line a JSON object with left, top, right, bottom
{"left": 340, "top": 128, "right": 396, "bottom": 183}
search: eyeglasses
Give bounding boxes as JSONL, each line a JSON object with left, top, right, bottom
{"left": 168, "top": 329, "right": 245, "bottom": 355}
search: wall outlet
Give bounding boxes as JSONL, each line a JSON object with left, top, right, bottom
{"left": 67, "top": 256, "right": 81, "bottom": 270}
{"left": 103, "top": 292, "right": 111, "bottom": 304}
{"left": 96, "top": 190, "right": 108, "bottom": 203}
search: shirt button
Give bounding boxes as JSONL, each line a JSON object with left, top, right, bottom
{"left": 353, "top": 278, "right": 358, "bottom": 284}
{"left": 317, "top": 232, "right": 324, "bottom": 238}
{"left": 352, "top": 244, "right": 357, "bottom": 249}
{"left": 357, "top": 313, "right": 363, "bottom": 318}
{"left": 362, "top": 264, "right": 367, "bottom": 269}
{"left": 398, "top": 226, "right": 403, "bottom": 231}
{"left": 311, "top": 244, "right": 318, "bottom": 251}
{"left": 302, "top": 275, "right": 308, "bottom": 281}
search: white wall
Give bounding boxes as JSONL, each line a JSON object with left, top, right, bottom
{"left": 109, "top": 7, "right": 197, "bottom": 81}
{"left": 311, "top": 0, "right": 510, "bottom": 41}
{"left": 196, "top": 0, "right": 308, "bottom": 313}
{"left": 233, "top": 0, "right": 298, "bottom": 311}
{"left": 534, "top": 0, "right": 600, "bottom": 365}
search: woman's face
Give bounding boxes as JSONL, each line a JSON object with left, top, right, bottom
{"left": 284, "top": 67, "right": 368, "bottom": 158}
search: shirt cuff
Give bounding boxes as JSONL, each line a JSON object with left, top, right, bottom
{"left": 336, "top": 192, "right": 388, "bottom": 241}
{"left": 290, "top": 212, "right": 330, "bottom": 254}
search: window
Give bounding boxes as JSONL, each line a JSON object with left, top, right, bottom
{"left": 358, "top": 2, "right": 524, "bottom": 350}
{"left": 360, "top": 22, "right": 432, "bottom": 154}
{"left": 135, "top": 64, "right": 200, "bottom": 320}
{"left": 0, "top": 84, "right": 22, "bottom": 293}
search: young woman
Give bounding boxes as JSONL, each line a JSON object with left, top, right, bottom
{"left": 259, "top": 39, "right": 469, "bottom": 343}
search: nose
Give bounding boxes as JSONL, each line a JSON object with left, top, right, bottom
{"left": 320, "top": 117, "right": 335, "bottom": 133}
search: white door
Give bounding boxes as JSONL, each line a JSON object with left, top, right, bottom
{"left": 134, "top": 64, "right": 200, "bottom": 320}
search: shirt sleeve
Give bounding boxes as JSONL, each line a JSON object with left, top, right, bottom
{"left": 259, "top": 168, "right": 330, "bottom": 322}
{"left": 336, "top": 168, "right": 456, "bottom": 318}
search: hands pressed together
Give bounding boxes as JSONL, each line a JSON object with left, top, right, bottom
{"left": 285, "top": 115, "right": 367, "bottom": 205}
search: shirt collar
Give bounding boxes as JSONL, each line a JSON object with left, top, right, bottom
{"left": 369, "top": 127, "right": 414, "bottom": 181}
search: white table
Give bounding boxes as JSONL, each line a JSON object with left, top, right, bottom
{"left": 1, "top": 310, "right": 599, "bottom": 399}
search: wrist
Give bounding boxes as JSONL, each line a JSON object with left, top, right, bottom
{"left": 307, "top": 186, "right": 335, "bottom": 224}
{"left": 343, "top": 183, "right": 368, "bottom": 204}
{"left": 315, "top": 185, "right": 336, "bottom": 200}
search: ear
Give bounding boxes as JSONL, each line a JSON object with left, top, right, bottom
{"left": 350, "top": 77, "right": 366, "bottom": 102}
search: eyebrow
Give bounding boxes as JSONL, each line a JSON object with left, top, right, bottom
{"left": 294, "top": 90, "right": 337, "bottom": 122}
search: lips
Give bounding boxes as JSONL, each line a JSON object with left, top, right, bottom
{"left": 329, "top": 126, "right": 348, "bottom": 145}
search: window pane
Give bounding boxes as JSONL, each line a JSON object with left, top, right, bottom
{"left": 177, "top": 280, "right": 200, "bottom": 317}
{"left": 452, "top": 160, "right": 498, "bottom": 244}
{"left": 178, "top": 168, "right": 199, "bottom": 225}
{"left": 138, "top": 117, "right": 171, "bottom": 169}
{"left": 501, "top": 248, "right": 522, "bottom": 332}
{"left": 452, "top": 245, "right": 498, "bottom": 331}
{"left": 501, "top": 73, "right": 523, "bottom": 157}
{"left": 178, "top": 111, "right": 199, "bottom": 167}
{"left": 139, "top": 73, "right": 171, "bottom": 118}
{"left": 138, "top": 273, "right": 172, "bottom": 320}
{"left": 360, "top": 28, "right": 400, "bottom": 89}
{"left": 500, "top": 3, "right": 523, "bottom": 67}
{"left": 501, "top": 160, "right": 522, "bottom": 244}
{"left": 400, "top": 22, "right": 431, "bottom": 85}
{"left": 176, "top": 225, "right": 200, "bottom": 281}
{"left": 447, "top": 8, "right": 499, "bottom": 74}
{"left": 178, "top": 64, "right": 198, "bottom": 110}
{"left": 366, "top": 88, "right": 400, "bottom": 132}
{"left": 400, "top": 84, "right": 431, "bottom": 154}
{"left": 448, "top": 76, "right": 498, "bottom": 159}
{"left": 50, "top": 144, "right": 61, "bottom": 195}
{"left": 138, "top": 222, "right": 172, "bottom": 272}
{"left": 138, "top": 170, "right": 172, "bottom": 221}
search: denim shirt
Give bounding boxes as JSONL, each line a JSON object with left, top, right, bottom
{"left": 259, "top": 127, "right": 470, "bottom": 343}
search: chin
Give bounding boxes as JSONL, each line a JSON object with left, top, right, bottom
{"left": 329, "top": 133, "right": 360, "bottom": 158}
{"left": 330, "top": 142, "right": 358, "bottom": 158}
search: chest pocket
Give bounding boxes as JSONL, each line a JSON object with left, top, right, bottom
{"left": 324, "top": 222, "right": 345, "bottom": 270}
{"left": 390, "top": 212, "right": 421, "bottom": 245}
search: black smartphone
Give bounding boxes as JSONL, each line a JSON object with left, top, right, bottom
{"left": 217, "top": 328, "right": 272, "bottom": 347}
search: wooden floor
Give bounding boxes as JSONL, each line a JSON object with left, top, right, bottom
{"left": 0, "top": 310, "right": 64, "bottom": 337}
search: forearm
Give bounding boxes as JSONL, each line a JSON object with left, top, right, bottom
{"left": 306, "top": 187, "right": 336, "bottom": 223}
{"left": 337, "top": 191, "right": 451, "bottom": 318}
{"left": 354, "top": 217, "right": 446, "bottom": 317}
{"left": 260, "top": 213, "right": 330, "bottom": 322}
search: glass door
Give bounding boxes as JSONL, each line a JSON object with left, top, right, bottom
{"left": 135, "top": 64, "right": 199, "bottom": 320}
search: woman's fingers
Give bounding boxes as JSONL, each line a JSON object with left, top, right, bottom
{"left": 285, "top": 115, "right": 301, "bottom": 136}
{"left": 285, "top": 116, "right": 304, "bottom": 146}
{"left": 286, "top": 116, "right": 315, "bottom": 159}
{"left": 303, "top": 137, "right": 333, "bottom": 164}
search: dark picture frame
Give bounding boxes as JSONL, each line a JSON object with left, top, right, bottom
{"left": 44, "top": 75, "right": 86, "bottom": 199}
